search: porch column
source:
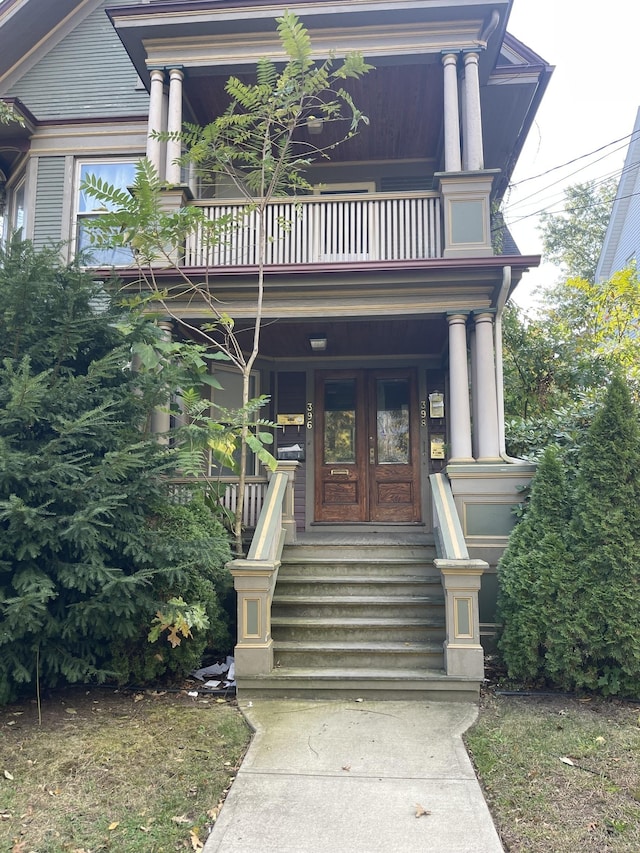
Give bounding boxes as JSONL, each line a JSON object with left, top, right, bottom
{"left": 447, "top": 313, "right": 474, "bottom": 462}
{"left": 150, "top": 319, "right": 172, "bottom": 441}
{"left": 469, "top": 324, "right": 479, "bottom": 459}
{"left": 147, "top": 69, "right": 165, "bottom": 177}
{"left": 165, "top": 68, "right": 184, "bottom": 185}
{"left": 462, "top": 51, "right": 484, "bottom": 171}
{"left": 442, "top": 52, "right": 462, "bottom": 172}
{"left": 473, "top": 311, "right": 501, "bottom": 461}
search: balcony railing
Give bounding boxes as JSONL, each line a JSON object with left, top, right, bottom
{"left": 185, "top": 191, "right": 442, "bottom": 267}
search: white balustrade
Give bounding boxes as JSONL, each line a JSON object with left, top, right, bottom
{"left": 185, "top": 192, "right": 442, "bottom": 267}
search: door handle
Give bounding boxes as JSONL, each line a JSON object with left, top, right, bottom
{"left": 330, "top": 469, "right": 349, "bottom": 475}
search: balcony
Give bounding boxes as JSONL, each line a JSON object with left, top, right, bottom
{"left": 184, "top": 191, "right": 442, "bottom": 268}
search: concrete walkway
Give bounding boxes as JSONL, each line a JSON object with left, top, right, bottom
{"left": 204, "top": 699, "right": 503, "bottom": 853}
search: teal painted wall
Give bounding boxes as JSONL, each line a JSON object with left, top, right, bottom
{"left": 8, "top": 0, "right": 148, "bottom": 121}
{"left": 32, "top": 157, "right": 66, "bottom": 248}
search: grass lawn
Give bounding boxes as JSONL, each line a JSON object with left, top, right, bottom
{"left": 466, "top": 691, "right": 640, "bottom": 852}
{"left": 0, "top": 686, "right": 251, "bottom": 853}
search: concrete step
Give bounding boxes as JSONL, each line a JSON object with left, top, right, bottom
{"left": 280, "top": 556, "right": 439, "bottom": 579}
{"left": 272, "top": 594, "right": 444, "bottom": 619}
{"left": 275, "top": 574, "right": 442, "bottom": 597}
{"left": 271, "top": 615, "right": 445, "bottom": 644}
{"left": 237, "top": 667, "right": 480, "bottom": 701}
{"left": 273, "top": 640, "right": 444, "bottom": 670}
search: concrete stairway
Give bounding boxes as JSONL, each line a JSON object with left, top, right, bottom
{"left": 236, "top": 542, "right": 481, "bottom": 700}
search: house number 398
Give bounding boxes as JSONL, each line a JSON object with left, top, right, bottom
{"left": 306, "top": 402, "right": 313, "bottom": 429}
{"left": 420, "top": 400, "right": 427, "bottom": 428}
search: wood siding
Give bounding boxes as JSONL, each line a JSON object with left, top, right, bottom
{"left": 33, "top": 157, "right": 65, "bottom": 248}
{"left": 7, "top": 0, "right": 148, "bottom": 121}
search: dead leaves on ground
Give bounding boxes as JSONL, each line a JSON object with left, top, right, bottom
{"left": 415, "top": 803, "right": 432, "bottom": 818}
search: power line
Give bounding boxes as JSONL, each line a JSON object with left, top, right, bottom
{"left": 510, "top": 128, "right": 640, "bottom": 188}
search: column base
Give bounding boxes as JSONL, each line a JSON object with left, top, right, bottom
{"left": 444, "top": 642, "right": 485, "bottom": 678}
{"left": 234, "top": 640, "right": 273, "bottom": 677}
{"left": 448, "top": 456, "right": 476, "bottom": 464}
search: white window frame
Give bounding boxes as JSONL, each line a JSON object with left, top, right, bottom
{"left": 74, "top": 157, "right": 139, "bottom": 266}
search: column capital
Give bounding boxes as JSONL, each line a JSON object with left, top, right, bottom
{"left": 473, "top": 308, "right": 497, "bottom": 318}
{"left": 447, "top": 311, "right": 470, "bottom": 322}
{"left": 168, "top": 67, "right": 185, "bottom": 79}
{"left": 462, "top": 48, "right": 482, "bottom": 59}
{"left": 441, "top": 49, "right": 461, "bottom": 58}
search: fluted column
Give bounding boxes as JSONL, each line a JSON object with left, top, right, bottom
{"left": 147, "top": 69, "right": 165, "bottom": 176}
{"left": 462, "top": 51, "right": 483, "bottom": 171}
{"left": 473, "top": 312, "right": 500, "bottom": 461}
{"left": 165, "top": 68, "right": 184, "bottom": 185}
{"left": 442, "top": 52, "right": 462, "bottom": 172}
{"left": 150, "top": 320, "right": 173, "bottom": 442}
{"left": 447, "top": 313, "right": 474, "bottom": 462}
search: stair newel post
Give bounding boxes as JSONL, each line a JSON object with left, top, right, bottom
{"left": 229, "top": 472, "right": 288, "bottom": 679}
{"left": 229, "top": 559, "right": 278, "bottom": 676}
{"left": 436, "top": 558, "right": 487, "bottom": 678}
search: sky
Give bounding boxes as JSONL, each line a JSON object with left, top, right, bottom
{"left": 502, "top": 0, "right": 640, "bottom": 312}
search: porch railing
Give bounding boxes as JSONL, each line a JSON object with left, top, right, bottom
{"left": 430, "top": 472, "right": 488, "bottom": 679}
{"left": 185, "top": 191, "right": 442, "bottom": 267}
{"left": 168, "top": 476, "right": 269, "bottom": 529}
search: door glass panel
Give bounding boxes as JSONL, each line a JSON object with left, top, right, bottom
{"left": 376, "top": 379, "right": 410, "bottom": 464}
{"left": 324, "top": 379, "right": 356, "bottom": 463}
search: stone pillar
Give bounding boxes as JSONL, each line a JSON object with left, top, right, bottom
{"left": 473, "top": 312, "right": 501, "bottom": 461}
{"left": 447, "top": 313, "right": 474, "bottom": 463}
{"left": 437, "top": 558, "right": 487, "bottom": 678}
{"left": 442, "top": 52, "right": 461, "bottom": 173}
{"left": 462, "top": 51, "right": 484, "bottom": 171}
{"left": 147, "top": 69, "right": 166, "bottom": 177}
{"left": 150, "top": 320, "right": 173, "bottom": 441}
{"left": 165, "top": 68, "right": 184, "bottom": 185}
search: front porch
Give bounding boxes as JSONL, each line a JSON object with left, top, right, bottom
{"left": 222, "top": 468, "right": 514, "bottom": 700}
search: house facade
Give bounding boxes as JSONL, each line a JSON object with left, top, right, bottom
{"left": 596, "top": 106, "right": 640, "bottom": 281}
{"left": 0, "top": 0, "right": 552, "bottom": 696}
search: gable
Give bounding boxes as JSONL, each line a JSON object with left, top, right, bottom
{"left": 4, "top": 0, "right": 148, "bottom": 121}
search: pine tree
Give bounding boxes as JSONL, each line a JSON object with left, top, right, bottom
{"left": 546, "top": 374, "right": 640, "bottom": 695}
{"left": 497, "top": 447, "right": 573, "bottom": 681}
{"left": 0, "top": 241, "right": 231, "bottom": 703}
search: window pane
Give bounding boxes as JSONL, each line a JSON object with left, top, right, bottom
{"left": 376, "top": 379, "right": 409, "bottom": 464}
{"left": 78, "top": 162, "right": 137, "bottom": 213}
{"left": 77, "top": 217, "right": 135, "bottom": 266}
{"left": 324, "top": 379, "right": 356, "bottom": 464}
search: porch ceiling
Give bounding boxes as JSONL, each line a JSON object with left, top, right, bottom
{"left": 183, "top": 63, "right": 444, "bottom": 164}
{"left": 200, "top": 316, "right": 448, "bottom": 360}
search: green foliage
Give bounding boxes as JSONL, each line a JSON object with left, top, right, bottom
{"left": 539, "top": 179, "right": 617, "bottom": 282}
{"left": 498, "top": 376, "right": 640, "bottom": 697}
{"left": 0, "top": 241, "right": 232, "bottom": 703}
{"left": 497, "top": 447, "right": 573, "bottom": 681}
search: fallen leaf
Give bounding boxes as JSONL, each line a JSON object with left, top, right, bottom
{"left": 6, "top": 721, "right": 16, "bottom": 726}
{"left": 3, "top": 769, "right": 14, "bottom": 780}
{"left": 560, "top": 756, "right": 575, "bottom": 766}
{"left": 190, "top": 829, "right": 204, "bottom": 850}
{"left": 65, "top": 708, "right": 77, "bottom": 715}
{"left": 108, "top": 821, "right": 119, "bottom": 831}
{"left": 415, "top": 804, "right": 431, "bottom": 818}
{"left": 11, "top": 841, "right": 27, "bottom": 853}
{"left": 341, "top": 764, "right": 351, "bottom": 772}
{"left": 595, "top": 736, "right": 606, "bottom": 744}
{"left": 0, "top": 812, "right": 12, "bottom": 821}
{"left": 133, "top": 693, "right": 145, "bottom": 703}
{"left": 171, "top": 815, "right": 191, "bottom": 825}
{"left": 588, "top": 822, "right": 599, "bottom": 831}
{"left": 207, "top": 806, "right": 220, "bottom": 821}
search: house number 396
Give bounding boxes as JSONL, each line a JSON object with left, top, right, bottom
{"left": 306, "top": 402, "right": 313, "bottom": 429}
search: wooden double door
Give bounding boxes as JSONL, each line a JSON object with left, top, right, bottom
{"left": 314, "top": 369, "right": 421, "bottom": 523}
